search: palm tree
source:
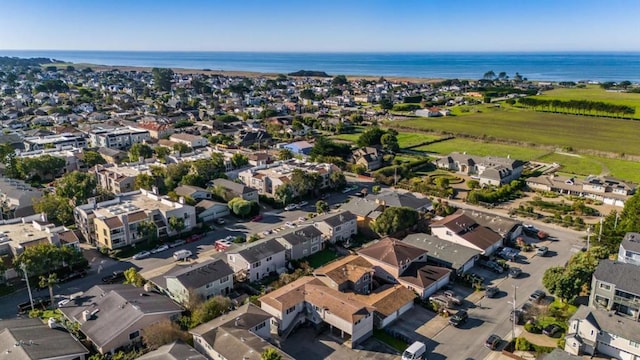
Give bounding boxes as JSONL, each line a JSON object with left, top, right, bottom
{"left": 39, "top": 273, "right": 58, "bottom": 309}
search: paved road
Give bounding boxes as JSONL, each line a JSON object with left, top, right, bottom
{"left": 428, "top": 224, "right": 584, "bottom": 360}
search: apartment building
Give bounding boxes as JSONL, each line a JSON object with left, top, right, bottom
{"left": 94, "top": 163, "right": 152, "bottom": 195}
{"left": 74, "top": 189, "right": 196, "bottom": 249}
{"left": 89, "top": 127, "right": 151, "bottom": 150}
{"left": 23, "top": 133, "right": 87, "bottom": 151}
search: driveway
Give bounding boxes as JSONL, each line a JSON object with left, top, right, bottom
{"left": 282, "top": 327, "right": 399, "bottom": 360}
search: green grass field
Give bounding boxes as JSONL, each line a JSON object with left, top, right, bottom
{"left": 531, "top": 85, "right": 640, "bottom": 118}
{"left": 395, "top": 132, "right": 441, "bottom": 148}
{"left": 413, "top": 138, "right": 551, "bottom": 161}
{"left": 393, "top": 108, "right": 640, "bottom": 156}
{"left": 537, "top": 153, "right": 640, "bottom": 183}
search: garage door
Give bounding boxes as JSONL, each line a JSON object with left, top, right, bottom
{"left": 597, "top": 341, "right": 636, "bottom": 360}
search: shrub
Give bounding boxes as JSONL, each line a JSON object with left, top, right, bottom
{"left": 515, "top": 337, "right": 531, "bottom": 351}
{"left": 524, "top": 322, "right": 542, "bottom": 334}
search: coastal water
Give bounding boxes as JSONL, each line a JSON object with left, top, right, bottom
{"left": 1, "top": 50, "right": 639, "bottom": 82}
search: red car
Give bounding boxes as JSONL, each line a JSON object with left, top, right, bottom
{"left": 251, "top": 214, "right": 263, "bottom": 222}
{"left": 186, "top": 234, "right": 204, "bottom": 243}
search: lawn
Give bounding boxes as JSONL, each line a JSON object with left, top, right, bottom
{"left": 304, "top": 248, "right": 340, "bottom": 268}
{"left": 391, "top": 108, "right": 640, "bottom": 156}
{"left": 531, "top": 85, "right": 640, "bottom": 118}
{"left": 373, "top": 329, "right": 408, "bottom": 352}
{"left": 395, "top": 132, "right": 441, "bottom": 148}
{"left": 537, "top": 153, "right": 640, "bottom": 182}
{"left": 413, "top": 138, "right": 551, "bottom": 161}
{"left": 331, "top": 133, "right": 361, "bottom": 143}
{"left": 588, "top": 156, "right": 640, "bottom": 183}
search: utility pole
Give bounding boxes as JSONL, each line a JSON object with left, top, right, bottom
{"left": 586, "top": 226, "right": 592, "bottom": 251}
{"left": 20, "top": 263, "right": 35, "bottom": 312}
{"left": 614, "top": 212, "right": 619, "bottom": 230}
{"left": 598, "top": 217, "right": 604, "bottom": 244}
{"left": 512, "top": 285, "right": 517, "bottom": 341}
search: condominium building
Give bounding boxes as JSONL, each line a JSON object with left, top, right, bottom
{"left": 88, "top": 127, "right": 151, "bottom": 150}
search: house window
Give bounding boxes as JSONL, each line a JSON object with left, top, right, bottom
{"left": 266, "top": 256, "right": 272, "bottom": 262}
{"left": 446, "top": 231, "right": 452, "bottom": 236}
{"left": 335, "top": 226, "right": 341, "bottom": 232}
{"left": 355, "top": 319, "right": 361, "bottom": 325}
{"left": 599, "top": 283, "right": 612, "bottom": 291}
{"left": 255, "top": 321, "right": 266, "bottom": 331}
{"left": 129, "top": 330, "right": 140, "bottom": 340}
{"left": 630, "top": 340, "right": 640, "bottom": 348}
{"left": 286, "top": 306, "right": 296, "bottom": 314}
{"left": 221, "top": 276, "right": 229, "bottom": 283}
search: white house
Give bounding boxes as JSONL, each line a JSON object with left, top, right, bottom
{"left": 226, "top": 239, "right": 287, "bottom": 281}
{"left": 430, "top": 213, "right": 503, "bottom": 255}
{"left": 313, "top": 210, "right": 357, "bottom": 244}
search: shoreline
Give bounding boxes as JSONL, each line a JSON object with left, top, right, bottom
{"left": 52, "top": 62, "right": 445, "bottom": 84}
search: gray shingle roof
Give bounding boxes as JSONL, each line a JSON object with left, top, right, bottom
{"left": 279, "top": 225, "right": 323, "bottom": 246}
{"left": 314, "top": 210, "right": 356, "bottom": 227}
{"left": 540, "top": 348, "right": 583, "bottom": 360}
{"left": 167, "top": 259, "right": 234, "bottom": 289}
{"left": 0, "top": 318, "right": 89, "bottom": 360}
{"left": 402, "top": 233, "right": 481, "bottom": 270}
{"left": 136, "top": 340, "right": 206, "bottom": 360}
{"left": 212, "top": 178, "right": 254, "bottom": 195}
{"left": 570, "top": 305, "right": 640, "bottom": 344}
{"left": 593, "top": 260, "right": 640, "bottom": 296}
{"left": 621, "top": 232, "right": 640, "bottom": 253}
{"left": 235, "top": 239, "right": 286, "bottom": 264}
{"left": 364, "top": 190, "right": 432, "bottom": 211}
{"left": 59, "top": 284, "right": 183, "bottom": 351}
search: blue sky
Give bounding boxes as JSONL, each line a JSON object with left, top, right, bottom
{"left": 0, "top": 0, "right": 638, "bottom": 52}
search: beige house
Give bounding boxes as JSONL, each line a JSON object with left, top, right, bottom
{"left": 74, "top": 189, "right": 196, "bottom": 248}
{"left": 527, "top": 174, "right": 636, "bottom": 207}
{"left": 169, "top": 133, "right": 209, "bottom": 148}
{"left": 59, "top": 284, "right": 183, "bottom": 355}
{"left": 94, "top": 163, "right": 150, "bottom": 195}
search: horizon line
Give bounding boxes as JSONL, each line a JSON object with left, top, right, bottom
{"left": 2, "top": 49, "right": 640, "bottom": 54}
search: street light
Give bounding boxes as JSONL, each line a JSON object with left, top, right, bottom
{"left": 20, "top": 263, "right": 35, "bottom": 312}
{"left": 507, "top": 285, "right": 518, "bottom": 341}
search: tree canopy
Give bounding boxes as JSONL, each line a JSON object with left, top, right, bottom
{"left": 370, "top": 206, "right": 419, "bottom": 236}
{"left": 152, "top": 68, "right": 174, "bottom": 92}
{"left": 55, "top": 171, "right": 97, "bottom": 205}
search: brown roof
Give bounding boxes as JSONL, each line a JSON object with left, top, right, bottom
{"left": 314, "top": 255, "right": 374, "bottom": 286}
{"left": 127, "top": 210, "right": 148, "bottom": 223}
{"left": 304, "top": 284, "right": 373, "bottom": 323}
{"left": 352, "top": 284, "right": 416, "bottom": 317}
{"left": 459, "top": 226, "right": 502, "bottom": 251}
{"left": 398, "top": 263, "right": 451, "bottom": 289}
{"left": 431, "top": 213, "right": 477, "bottom": 234}
{"left": 259, "top": 276, "right": 320, "bottom": 312}
{"left": 103, "top": 216, "right": 124, "bottom": 229}
{"left": 57, "top": 230, "right": 79, "bottom": 244}
{"left": 358, "top": 237, "right": 427, "bottom": 268}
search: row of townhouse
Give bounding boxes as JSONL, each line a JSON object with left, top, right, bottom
{"left": 527, "top": 174, "right": 636, "bottom": 207}
{"left": 20, "top": 126, "right": 153, "bottom": 152}
{"left": 565, "top": 232, "right": 640, "bottom": 359}
{"left": 238, "top": 159, "right": 341, "bottom": 198}
{"left": 74, "top": 189, "right": 196, "bottom": 249}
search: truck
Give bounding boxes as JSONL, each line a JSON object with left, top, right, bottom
{"left": 402, "top": 341, "right": 426, "bottom": 360}
{"left": 17, "top": 297, "right": 50, "bottom": 314}
{"left": 173, "top": 249, "right": 192, "bottom": 261}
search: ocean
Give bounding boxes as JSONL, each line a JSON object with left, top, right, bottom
{"left": 1, "top": 50, "right": 639, "bottom": 82}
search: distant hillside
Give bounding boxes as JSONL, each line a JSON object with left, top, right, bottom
{"left": 0, "top": 56, "right": 64, "bottom": 67}
{"left": 288, "top": 70, "right": 330, "bottom": 77}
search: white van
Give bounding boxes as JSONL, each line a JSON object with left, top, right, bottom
{"left": 173, "top": 249, "right": 192, "bottom": 261}
{"left": 402, "top": 341, "right": 426, "bottom": 360}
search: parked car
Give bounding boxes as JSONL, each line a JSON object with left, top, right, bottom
{"left": 169, "top": 239, "right": 186, "bottom": 248}
{"left": 251, "top": 214, "right": 263, "bottom": 222}
{"left": 151, "top": 244, "right": 169, "bottom": 253}
{"left": 60, "top": 270, "right": 87, "bottom": 282}
{"left": 298, "top": 216, "right": 306, "bottom": 222}
{"left": 486, "top": 287, "right": 499, "bottom": 298}
{"left": 17, "top": 297, "right": 50, "bottom": 314}
{"left": 498, "top": 247, "right": 520, "bottom": 261}
{"left": 284, "top": 204, "right": 298, "bottom": 211}
{"left": 510, "top": 309, "right": 524, "bottom": 325}
{"left": 480, "top": 259, "right": 504, "bottom": 274}
{"left": 298, "top": 201, "right": 309, "bottom": 207}
{"left": 485, "top": 334, "right": 501, "bottom": 350}
{"left": 536, "top": 246, "right": 549, "bottom": 257}
{"left": 101, "top": 271, "right": 125, "bottom": 284}
{"left": 133, "top": 251, "right": 151, "bottom": 260}
{"left": 216, "top": 218, "right": 226, "bottom": 225}
{"left": 543, "top": 324, "right": 563, "bottom": 337}
{"left": 443, "top": 290, "right": 463, "bottom": 306}
{"left": 173, "top": 249, "right": 192, "bottom": 261}
{"left": 508, "top": 267, "right": 523, "bottom": 278}
{"left": 285, "top": 222, "right": 296, "bottom": 228}
{"left": 448, "top": 310, "right": 468, "bottom": 327}
{"left": 529, "top": 290, "right": 546, "bottom": 303}
{"left": 262, "top": 230, "right": 272, "bottom": 236}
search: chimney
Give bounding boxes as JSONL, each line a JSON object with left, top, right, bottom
{"left": 81, "top": 310, "right": 91, "bottom": 322}
{"left": 179, "top": 196, "right": 185, "bottom": 204}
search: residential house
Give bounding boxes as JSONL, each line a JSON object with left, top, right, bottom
{"left": 312, "top": 210, "right": 357, "bottom": 244}
{"left": 130, "top": 121, "right": 174, "bottom": 140}
{"left": 283, "top": 140, "right": 313, "bottom": 155}
{"left": 313, "top": 255, "right": 375, "bottom": 294}
{"left": 174, "top": 185, "right": 213, "bottom": 201}
{"left": 259, "top": 276, "right": 375, "bottom": 348}
{"left": 565, "top": 305, "right": 640, "bottom": 359}
{"left": 238, "top": 130, "right": 271, "bottom": 148}
{"left": 59, "top": 284, "right": 183, "bottom": 355}
{"left": 274, "top": 225, "right": 324, "bottom": 261}
{"left": 402, "top": 233, "right": 481, "bottom": 275}
{"left": 74, "top": 189, "right": 196, "bottom": 248}
{"left": 88, "top": 127, "right": 151, "bottom": 151}
{"left": 150, "top": 259, "right": 234, "bottom": 305}
{"left": 589, "top": 260, "right": 640, "bottom": 321}
{"left": 190, "top": 304, "right": 293, "bottom": 360}
{"left": 0, "top": 177, "right": 43, "bottom": 219}
{"left": 430, "top": 213, "right": 504, "bottom": 255}
{"left": 351, "top": 147, "right": 383, "bottom": 171}
{"left": 455, "top": 208, "right": 523, "bottom": 244}
{"left": 0, "top": 318, "right": 89, "bottom": 360}
{"left": 358, "top": 237, "right": 451, "bottom": 299}
{"left": 541, "top": 349, "right": 584, "bottom": 360}
{"left": 97, "top": 147, "right": 127, "bottom": 164}
{"left": 618, "top": 232, "right": 640, "bottom": 266}
{"left": 23, "top": 133, "right": 87, "bottom": 151}
{"left": 364, "top": 189, "right": 433, "bottom": 213}
{"left": 194, "top": 200, "right": 229, "bottom": 222}
{"left": 169, "top": 133, "right": 209, "bottom": 148}
{"left": 136, "top": 341, "right": 206, "bottom": 360}
{"left": 527, "top": 175, "right": 636, "bottom": 207}
{"left": 211, "top": 178, "right": 259, "bottom": 203}
{"left": 226, "top": 239, "right": 287, "bottom": 281}
{"left": 436, "top": 152, "right": 524, "bottom": 186}
{"left": 94, "top": 163, "right": 149, "bottom": 195}
{"left": 238, "top": 160, "right": 340, "bottom": 198}
{"left": 415, "top": 107, "right": 449, "bottom": 117}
